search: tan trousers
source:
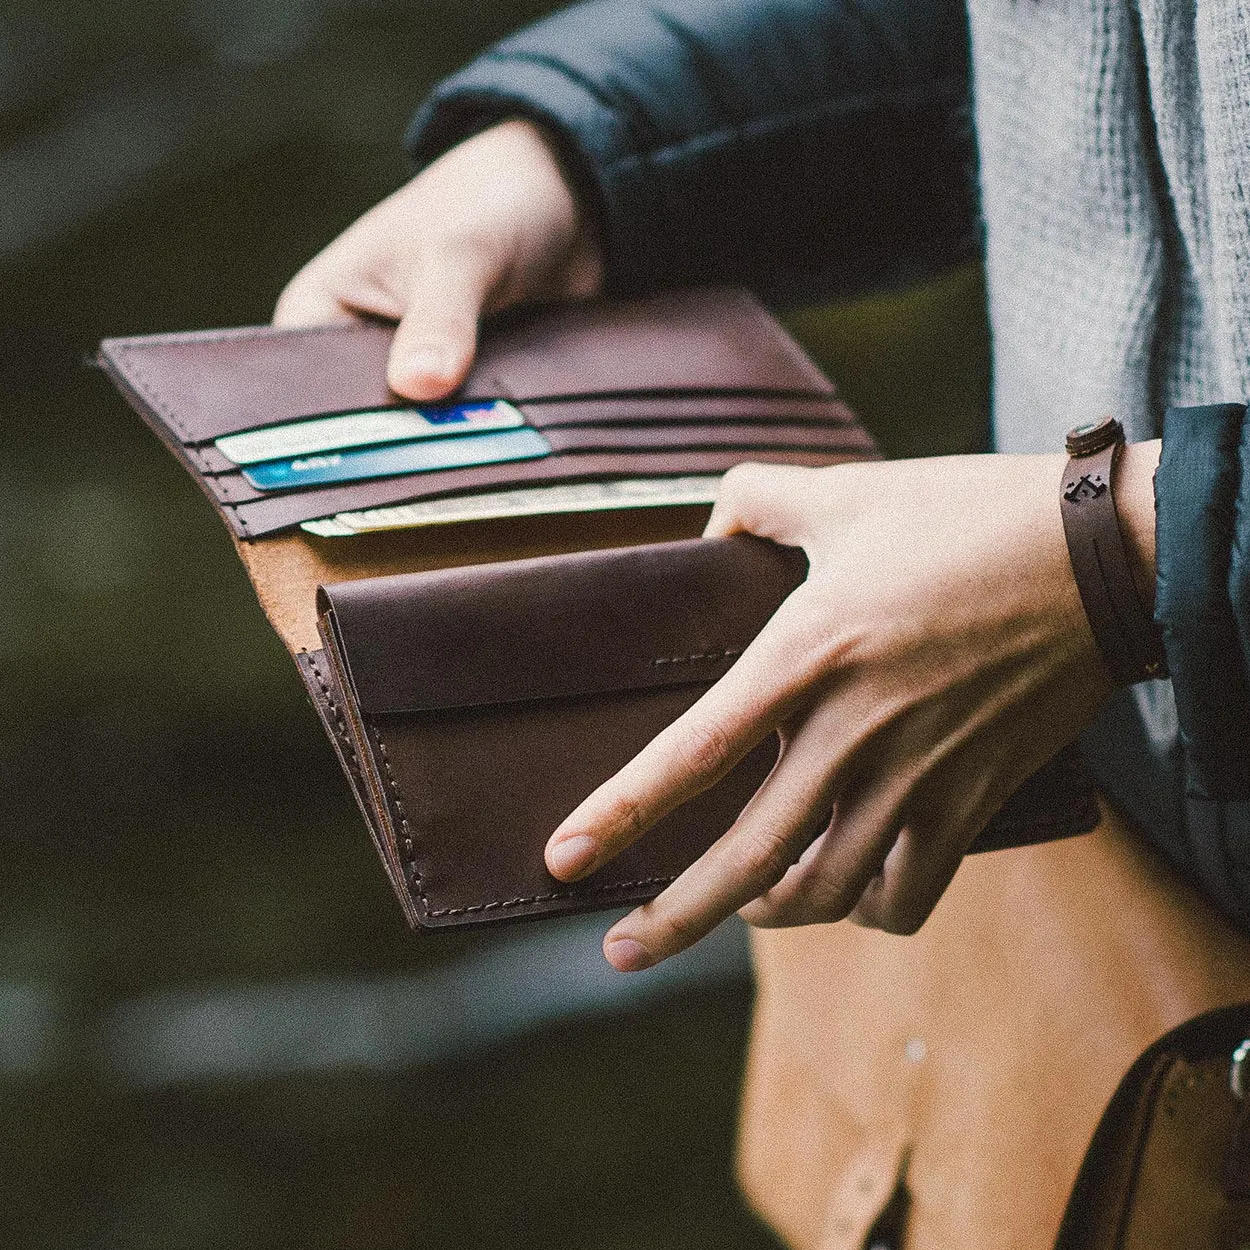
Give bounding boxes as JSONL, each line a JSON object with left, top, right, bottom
{"left": 737, "top": 804, "right": 1250, "bottom": 1250}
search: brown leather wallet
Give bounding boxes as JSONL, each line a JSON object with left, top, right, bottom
{"left": 99, "top": 287, "right": 1100, "bottom": 930}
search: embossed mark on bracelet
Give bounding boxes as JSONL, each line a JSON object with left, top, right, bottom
{"left": 1064, "top": 472, "right": 1109, "bottom": 503}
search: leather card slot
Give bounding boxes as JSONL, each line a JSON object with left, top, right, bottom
{"left": 191, "top": 444, "right": 239, "bottom": 475}
{"left": 97, "top": 288, "right": 831, "bottom": 448}
{"left": 223, "top": 447, "right": 855, "bottom": 540}
{"left": 457, "top": 287, "right": 834, "bottom": 405}
{"left": 199, "top": 421, "right": 872, "bottom": 505}
{"left": 316, "top": 536, "right": 807, "bottom": 716}
{"left": 520, "top": 393, "right": 856, "bottom": 430}
{"left": 541, "top": 422, "right": 874, "bottom": 455}
{"left": 189, "top": 393, "right": 855, "bottom": 478}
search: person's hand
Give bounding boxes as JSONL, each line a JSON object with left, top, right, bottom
{"left": 274, "top": 119, "right": 603, "bottom": 398}
{"left": 545, "top": 444, "right": 1162, "bottom": 970}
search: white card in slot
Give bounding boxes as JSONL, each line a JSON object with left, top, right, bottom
{"left": 299, "top": 475, "right": 724, "bottom": 536}
{"left": 215, "top": 400, "right": 525, "bottom": 466}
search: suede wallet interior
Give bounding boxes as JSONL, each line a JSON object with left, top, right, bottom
{"left": 99, "top": 286, "right": 1099, "bottom": 931}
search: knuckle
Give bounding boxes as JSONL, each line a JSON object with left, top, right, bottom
{"left": 879, "top": 909, "right": 927, "bottom": 937}
{"left": 731, "top": 825, "right": 796, "bottom": 885}
{"left": 804, "top": 879, "right": 860, "bottom": 924}
{"left": 775, "top": 863, "right": 860, "bottom": 925}
{"left": 676, "top": 719, "right": 735, "bottom": 784}
{"left": 652, "top": 905, "right": 703, "bottom": 951}
{"left": 742, "top": 908, "right": 790, "bottom": 930}
{"left": 742, "top": 886, "right": 843, "bottom": 930}
{"left": 741, "top": 897, "right": 803, "bottom": 929}
{"left": 600, "top": 791, "right": 651, "bottom": 845}
{"left": 864, "top": 895, "right": 930, "bottom": 936}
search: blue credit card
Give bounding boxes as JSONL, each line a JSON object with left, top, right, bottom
{"left": 242, "top": 427, "right": 552, "bottom": 491}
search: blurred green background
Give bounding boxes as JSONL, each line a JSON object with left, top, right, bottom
{"left": 0, "top": 3, "right": 988, "bottom": 1248}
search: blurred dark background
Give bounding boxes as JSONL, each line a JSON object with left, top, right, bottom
{"left": 0, "top": 3, "right": 989, "bottom": 1248}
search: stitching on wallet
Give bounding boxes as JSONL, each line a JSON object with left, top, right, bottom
{"left": 114, "top": 344, "right": 195, "bottom": 442}
{"left": 112, "top": 343, "right": 255, "bottom": 542}
{"left": 305, "top": 653, "right": 360, "bottom": 772}
{"left": 370, "top": 720, "right": 677, "bottom": 918}
{"left": 215, "top": 497, "right": 250, "bottom": 538}
{"left": 427, "top": 876, "right": 677, "bottom": 919}
{"left": 375, "top": 734, "right": 431, "bottom": 912}
{"left": 111, "top": 322, "right": 353, "bottom": 443}
{"left": 652, "top": 648, "right": 742, "bottom": 667}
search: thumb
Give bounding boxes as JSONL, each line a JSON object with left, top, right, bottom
{"left": 386, "top": 247, "right": 497, "bottom": 402}
{"left": 703, "top": 462, "right": 819, "bottom": 547}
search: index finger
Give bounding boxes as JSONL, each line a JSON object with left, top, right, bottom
{"left": 543, "top": 593, "right": 820, "bottom": 881}
{"left": 272, "top": 277, "right": 359, "bottom": 328}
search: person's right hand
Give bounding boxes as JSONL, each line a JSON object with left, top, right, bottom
{"left": 273, "top": 119, "right": 604, "bottom": 400}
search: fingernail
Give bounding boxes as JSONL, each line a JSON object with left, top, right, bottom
{"left": 605, "top": 937, "right": 655, "bottom": 972}
{"left": 402, "top": 348, "right": 455, "bottom": 383}
{"left": 547, "top": 834, "right": 597, "bottom": 880}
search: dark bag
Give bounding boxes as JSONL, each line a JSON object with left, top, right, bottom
{"left": 1055, "top": 1004, "right": 1250, "bottom": 1250}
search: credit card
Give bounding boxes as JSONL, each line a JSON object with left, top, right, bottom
{"left": 242, "top": 427, "right": 552, "bottom": 491}
{"left": 299, "top": 475, "right": 724, "bottom": 536}
{"left": 215, "top": 400, "right": 526, "bottom": 465}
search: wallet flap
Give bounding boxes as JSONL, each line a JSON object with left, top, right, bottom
{"left": 98, "top": 288, "right": 833, "bottom": 447}
{"left": 317, "top": 535, "right": 808, "bottom": 715}
{"left": 465, "top": 287, "right": 834, "bottom": 403}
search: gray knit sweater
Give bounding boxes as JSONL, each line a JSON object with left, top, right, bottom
{"left": 970, "top": 0, "right": 1250, "bottom": 453}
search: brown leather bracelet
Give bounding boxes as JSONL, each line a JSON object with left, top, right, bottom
{"left": 1060, "top": 417, "right": 1168, "bottom": 685}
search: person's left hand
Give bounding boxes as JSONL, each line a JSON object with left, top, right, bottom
{"left": 544, "top": 448, "right": 1159, "bottom": 971}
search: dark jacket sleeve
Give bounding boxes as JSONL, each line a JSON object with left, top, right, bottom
{"left": 405, "top": 0, "right": 979, "bottom": 305}
{"left": 1152, "top": 402, "right": 1250, "bottom": 932}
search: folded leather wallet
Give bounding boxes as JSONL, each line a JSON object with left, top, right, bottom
{"left": 100, "top": 287, "right": 1099, "bottom": 931}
